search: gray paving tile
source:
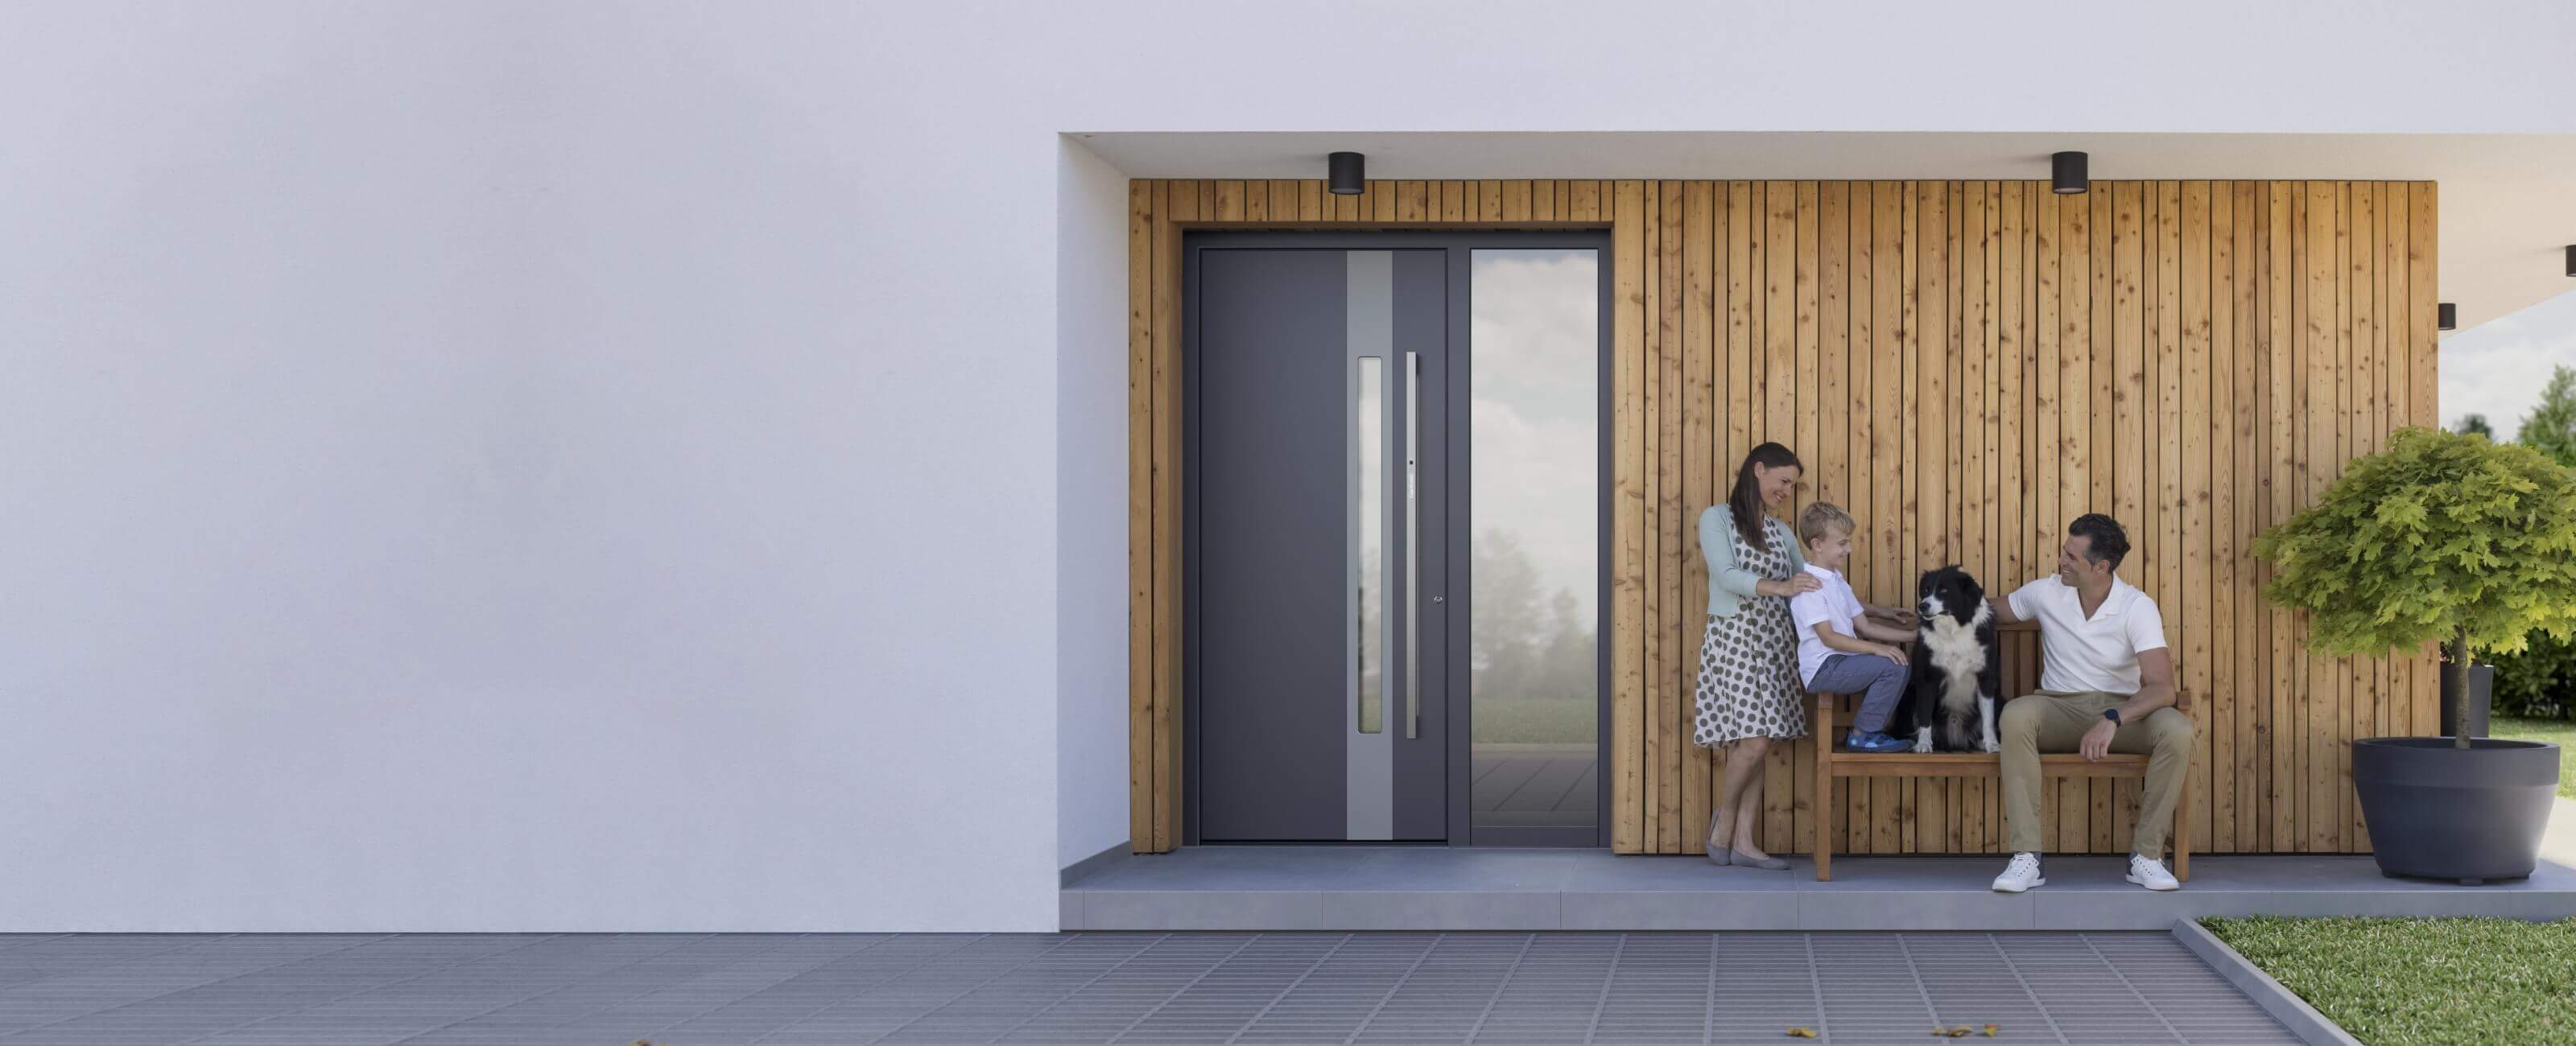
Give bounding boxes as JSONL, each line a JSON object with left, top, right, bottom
{"left": 1318, "top": 892, "right": 1560, "bottom": 931}
{"left": 1075, "top": 892, "right": 1324, "bottom": 931}
{"left": 1797, "top": 889, "right": 2037, "bottom": 930}
{"left": 1340, "top": 848, "right": 1587, "bottom": 889}
{"left": 1072, "top": 848, "right": 2576, "bottom": 931}
{"left": 0, "top": 932, "right": 2307, "bottom": 1044}
{"left": 1561, "top": 855, "right": 1805, "bottom": 892}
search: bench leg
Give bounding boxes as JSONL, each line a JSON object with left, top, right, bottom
{"left": 1814, "top": 697, "right": 1835, "bottom": 881}
{"left": 1813, "top": 772, "right": 1834, "bottom": 875}
{"left": 1814, "top": 797, "right": 1833, "bottom": 881}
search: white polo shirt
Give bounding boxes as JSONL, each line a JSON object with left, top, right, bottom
{"left": 1788, "top": 563, "right": 1866, "bottom": 687}
{"left": 2005, "top": 574, "right": 2168, "bottom": 695}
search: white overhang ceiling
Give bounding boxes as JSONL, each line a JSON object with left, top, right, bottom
{"left": 1075, "top": 131, "right": 2576, "bottom": 335}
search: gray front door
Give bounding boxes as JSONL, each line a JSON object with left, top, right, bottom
{"left": 1187, "top": 231, "right": 1612, "bottom": 848}
{"left": 1187, "top": 245, "right": 1451, "bottom": 842}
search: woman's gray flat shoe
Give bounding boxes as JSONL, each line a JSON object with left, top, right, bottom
{"left": 1704, "top": 813, "right": 1733, "bottom": 865}
{"left": 1734, "top": 852, "right": 1790, "bottom": 871}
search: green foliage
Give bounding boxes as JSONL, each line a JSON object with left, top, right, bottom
{"left": 2516, "top": 364, "right": 2576, "bottom": 468}
{"left": 2202, "top": 916, "right": 2576, "bottom": 1046}
{"left": 2483, "top": 375, "right": 2576, "bottom": 719}
{"left": 2457, "top": 413, "right": 2495, "bottom": 438}
{"left": 2491, "top": 633, "right": 2576, "bottom": 720}
{"left": 2252, "top": 426, "right": 2576, "bottom": 660}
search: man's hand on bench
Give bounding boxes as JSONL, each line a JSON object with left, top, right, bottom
{"left": 2079, "top": 719, "right": 2119, "bottom": 760}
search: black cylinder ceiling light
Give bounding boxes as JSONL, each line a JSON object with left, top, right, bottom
{"left": 1329, "top": 152, "right": 1365, "bottom": 196}
{"left": 2566, "top": 244, "right": 2575, "bottom": 278}
{"left": 2051, "top": 151, "right": 2089, "bottom": 195}
{"left": 2438, "top": 303, "right": 2458, "bottom": 331}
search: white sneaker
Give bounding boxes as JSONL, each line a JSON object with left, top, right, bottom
{"left": 1991, "top": 852, "right": 2045, "bottom": 893}
{"left": 2126, "top": 854, "right": 2180, "bottom": 892}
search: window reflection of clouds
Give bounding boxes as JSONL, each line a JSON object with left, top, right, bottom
{"left": 1472, "top": 250, "right": 1599, "bottom": 624}
{"left": 1471, "top": 247, "right": 1600, "bottom": 827}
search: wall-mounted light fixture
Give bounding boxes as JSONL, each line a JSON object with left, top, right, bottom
{"left": 2052, "top": 151, "right": 2089, "bottom": 195}
{"left": 2438, "top": 303, "right": 2457, "bottom": 331}
{"left": 1329, "top": 152, "right": 1365, "bottom": 196}
{"left": 2566, "top": 245, "right": 2574, "bottom": 278}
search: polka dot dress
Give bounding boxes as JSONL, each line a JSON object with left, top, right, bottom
{"left": 1692, "top": 516, "right": 1809, "bottom": 747}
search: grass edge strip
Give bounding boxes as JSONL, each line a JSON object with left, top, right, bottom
{"left": 2169, "top": 918, "right": 2363, "bottom": 1046}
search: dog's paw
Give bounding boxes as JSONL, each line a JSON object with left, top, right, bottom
{"left": 1979, "top": 739, "right": 2002, "bottom": 755}
{"left": 1911, "top": 738, "right": 1934, "bottom": 755}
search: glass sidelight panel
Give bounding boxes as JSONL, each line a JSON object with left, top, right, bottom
{"left": 1469, "top": 249, "right": 1600, "bottom": 835}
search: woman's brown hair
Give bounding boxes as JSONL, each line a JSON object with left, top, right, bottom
{"left": 1728, "top": 442, "right": 1802, "bottom": 551}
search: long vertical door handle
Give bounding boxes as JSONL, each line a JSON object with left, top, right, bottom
{"left": 1405, "top": 352, "right": 1420, "bottom": 740}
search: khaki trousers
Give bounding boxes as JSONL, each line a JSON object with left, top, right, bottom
{"left": 1999, "top": 691, "right": 2194, "bottom": 858}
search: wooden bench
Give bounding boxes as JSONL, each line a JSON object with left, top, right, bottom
{"left": 1810, "top": 620, "right": 2192, "bottom": 882}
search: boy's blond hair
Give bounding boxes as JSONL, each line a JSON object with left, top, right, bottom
{"left": 1798, "top": 501, "right": 1856, "bottom": 546}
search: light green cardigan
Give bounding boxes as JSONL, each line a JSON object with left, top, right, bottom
{"left": 1698, "top": 504, "right": 1806, "bottom": 617}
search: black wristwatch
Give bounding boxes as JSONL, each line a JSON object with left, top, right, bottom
{"left": 2103, "top": 708, "right": 2123, "bottom": 727}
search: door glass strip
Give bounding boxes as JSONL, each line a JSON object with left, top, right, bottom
{"left": 1353, "top": 355, "right": 1384, "bottom": 735}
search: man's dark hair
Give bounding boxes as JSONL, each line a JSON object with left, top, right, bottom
{"left": 2069, "top": 513, "right": 2130, "bottom": 570}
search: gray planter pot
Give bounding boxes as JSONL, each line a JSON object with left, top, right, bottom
{"left": 2351, "top": 736, "right": 2560, "bottom": 883}
{"left": 2438, "top": 663, "right": 2494, "bottom": 739}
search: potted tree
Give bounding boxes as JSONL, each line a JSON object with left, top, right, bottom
{"left": 2254, "top": 426, "right": 2576, "bottom": 883}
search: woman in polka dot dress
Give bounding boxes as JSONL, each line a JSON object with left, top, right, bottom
{"left": 1695, "top": 443, "right": 1909, "bottom": 869}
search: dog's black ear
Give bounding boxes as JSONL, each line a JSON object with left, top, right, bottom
{"left": 1917, "top": 570, "right": 1934, "bottom": 600}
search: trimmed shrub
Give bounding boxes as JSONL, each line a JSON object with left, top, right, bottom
{"left": 2254, "top": 427, "right": 2576, "bottom": 739}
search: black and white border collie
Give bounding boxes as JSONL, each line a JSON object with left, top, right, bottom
{"left": 1898, "top": 566, "right": 2003, "bottom": 754}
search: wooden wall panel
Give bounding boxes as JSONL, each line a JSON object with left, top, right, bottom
{"left": 1126, "top": 179, "right": 2434, "bottom": 856}
{"left": 1613, "top": 179, "right": 1646, "bottom": 855}
{"left": 1125, "top": 180, "right": 1155, "bottom": 851}
{"left": 1681, "top": 182, "right": 1716, "bottom": 850}
{"left": 1148, "top": 179, "right": 1183, "bottom": 852}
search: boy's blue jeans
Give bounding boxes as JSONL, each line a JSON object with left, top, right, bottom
{"left": 1809, "top": 653, "right": 1908, "bottom": 734}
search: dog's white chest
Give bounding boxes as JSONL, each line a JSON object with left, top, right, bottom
{"left": 1919, "top": 605, "right": 1991, "bottom": 707}
{"left": 1922, "top": 617, "right": 1984, "bottom": 677}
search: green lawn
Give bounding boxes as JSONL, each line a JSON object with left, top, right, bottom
{"left": 2203, "top": 916, "right": 2576, "bottom": 1045}
{"left": 2489, "top": 716, "right": 2576, "bottom": 800}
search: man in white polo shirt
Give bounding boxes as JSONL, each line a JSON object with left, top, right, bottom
{"left": 1986, "top": 513, "right": 2191, "bottom": 893}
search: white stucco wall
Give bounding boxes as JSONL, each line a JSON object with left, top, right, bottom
{"left": 2, "top": 2, "right": 1067, "bottom": 933}
{"left": 1055, "top": 139, "right": 1136, "bottom": 875}
{"left": 4, "top": 1, "right": 2570, "bottom": 933}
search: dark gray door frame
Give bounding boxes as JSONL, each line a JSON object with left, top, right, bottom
{"left": 1183, "top": 229, "right": 1614, "bottom": 848}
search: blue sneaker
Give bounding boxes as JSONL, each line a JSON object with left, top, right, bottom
{"left": 1845, "top": 729, "right": 1909, "bottom": 754}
